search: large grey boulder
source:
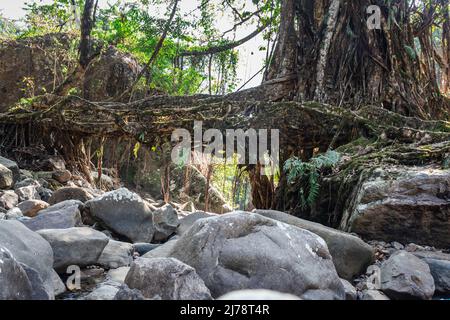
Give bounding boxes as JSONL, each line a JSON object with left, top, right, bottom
{"left": 0, "top": 220, "right": 55, "bottom": 299}
{"left": 0, "top": 164, "right": 13, "bottom": 189}
{"left": 0, "top": 190, "right": 19, "bottom": 210}
{"left": 48, "top": 187, "right": 94, "bottom": 205}
{"left": 380, "top": 251, "right": 435, "bottom": 300}
{"left": 124, "top": 258, "right": 212, "bottom": 300}
{"left": 98, "top": 240, "right": 133, "bottom": 269}
{"left": 152, "top": 204, "right": 179, "bottom": 242}
{"left": 218, "top": 289, "right": 301, "bottom": 300}
{"left": 37, "top": 227, "right": 109, "bottom": 272}
{"left": 176, "top": 212, "right": 216, "bottom": 235}
{"left": 0, "top": 248, "right": 33, "bottom": 300}
{"left": 86, "top": 188, "right": 155, "bottom": 243}
{"left": 168, "top": 212, "right": 345, "bottom": 299}
{"left": 0, "top": 156, "right": 20, "bottom": 183}
{"left": 340, "top": 166, "right": 450, "bottom": 248}
{"left": 413, "top": 251, "right": 450, "bottom": 295}
{"left": 255, "top": 209, "right": 374, "bottom": 280}
{"left": 21, "top": 200, "right": 83, "bottom": 231}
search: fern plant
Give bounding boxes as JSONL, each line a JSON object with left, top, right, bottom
{"left": 283, "top": 150, "right": 341, "bottom": 209}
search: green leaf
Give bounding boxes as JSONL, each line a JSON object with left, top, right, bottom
{"left": 404, "top": 45, "right": 416, "bottom": 60}
{"left": 133, "top": 142, "right": 141, "bottom": 159}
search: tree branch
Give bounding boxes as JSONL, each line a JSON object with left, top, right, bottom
{"left": 179, "top": 24, "right": 268, "bottom": 57}
{"left": 79, "top": 0, "right": 95, "bottom": 68}
{"left": 119, "top": 0, "right": 180, "bottom": 101}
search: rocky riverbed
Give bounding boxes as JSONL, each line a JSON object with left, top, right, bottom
{"left": 1, "top": 155, "right": 449, "bottom": 300}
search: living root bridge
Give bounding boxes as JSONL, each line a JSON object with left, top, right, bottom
{"left": 0, "top": 93, "right": 449, "bottom": 164}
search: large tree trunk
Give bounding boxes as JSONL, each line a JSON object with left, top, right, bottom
{"left": 266, "top": 0, "right": 448, "bottom": 118}
{"left": 440, "top": 0, "right": 450, "bottom": 94}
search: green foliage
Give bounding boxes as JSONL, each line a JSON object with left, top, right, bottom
{"left": 6, "top": 0, "right": 279, "bottom": 97}
{"left": 91, "top": 0, "right": 245, "bottom": 95}
{"left": 0, "top": 14, "right": 21, "bottom": 39}
{"left": 212, "top": 154, "right": 250, "bottom": 209}
{"left": 284, "top": 150, "right": 341, "bottom": 209}
{"left": 20, "top": 0, "right": 79, "bottom": 37}
{"left": 404, "top": 45, "right": 416, "bottom": 60}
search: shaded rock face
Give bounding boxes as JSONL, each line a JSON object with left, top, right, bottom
{"left": 86, "top": 188, "right": 154, "bottom": 243}
{"left": 0, "top": 248, "right": 33, "bottom": 300}
{"left": 0, "top": 220, "right": 55, "bottom": 299}
{"left": 168, "top": 212, "right": 345, "bottom": 300}
{"left": 152, "top": 204, "right": 179, "bottom": 242}
{"left": 21, "top": 200, "right": 83, "bottom": 231}
{"left": 413, "top": 251, "right": 450, "bottom": 295}
{"left": 255, "top": 209, "right": 374, "bottom": 280}
{"left": 340, "top": 166, "right": 450, "bottom": 248}
{"left": 83, "top": 46, "right": 141, "bottom": 101}
{"left": 0, "top": 34, "right": 75, "bottom": 112}
{"left": 124, "top": 258, "right": 212, "bottom": 300}
{"left": 37, "top": 227, "right": 109, "bottom": 272}
{"left": 0, "top": 35, "right": 142, "bottom": 112}
{"left": 380, "top": 251, "right": 435, "bottom": 300}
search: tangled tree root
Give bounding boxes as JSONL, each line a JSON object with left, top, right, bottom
{"left": 0, "top": 92, "right": 449, "bottom": 210}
